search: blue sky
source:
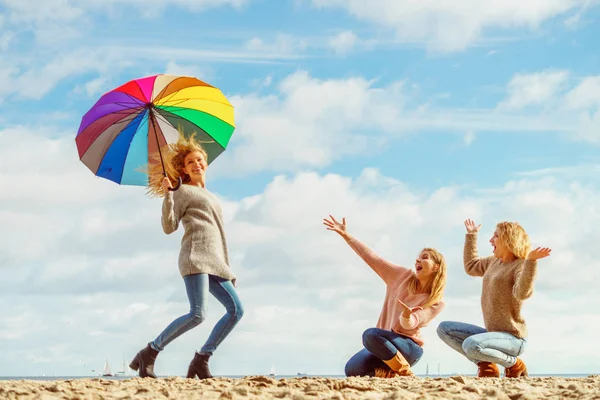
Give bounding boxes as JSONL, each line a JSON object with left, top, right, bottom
{"left": 1, "top": 0, "right": 600, "bottom": 377}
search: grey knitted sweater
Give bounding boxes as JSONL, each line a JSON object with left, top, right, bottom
{"left": 162, "top": 184, "right": 235, "bottom": 283}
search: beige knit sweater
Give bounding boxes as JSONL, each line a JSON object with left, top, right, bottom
{"left": 464, "top": 233, "right": 537, "bottom": 338}
{"left": 162, "top": 184, "right": 235, "bottom": 283}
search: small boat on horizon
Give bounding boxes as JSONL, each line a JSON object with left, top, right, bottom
{"left": 116, "top": 358, "right": 128, "bottom": 376}
{"left": 102, "top": 359, "right": 113, "bottom": 377}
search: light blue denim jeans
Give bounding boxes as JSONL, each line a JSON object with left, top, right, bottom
{"left": 436, "top": 321, "right": 526, "bottom": 368}
{"left": 150, "top": 273, "right": 244, "bottom": 355}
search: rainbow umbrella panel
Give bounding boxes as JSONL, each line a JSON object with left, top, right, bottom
{"left": 75, "top": 74, "right": 235, "bottom": 186}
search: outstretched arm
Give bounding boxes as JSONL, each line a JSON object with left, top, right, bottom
{"left": 463, "top": 219, "right": 492, "bottom": 277}
{"left": 345, "top": 235, "right": 411, "bottom": 284}
{"left": 323, "top": 215, "right": 411, "bottom": 284}
{"left": 512, "top": 247, "right": 550, "bottom": 300}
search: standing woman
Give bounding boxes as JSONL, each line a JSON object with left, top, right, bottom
{"left": 437, "top": 219, "right": 551, "bottom": 378}
{"left": 324, "top": 215, "right": 446, "bottom": 377}
{"left": 130, "top": 133, "right": 244, "bottom": 379}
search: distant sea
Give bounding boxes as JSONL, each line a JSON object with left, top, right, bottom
{"left": 0, "top": 373, "right": 596, "bottom": 381}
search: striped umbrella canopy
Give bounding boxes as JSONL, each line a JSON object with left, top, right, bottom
{"left": 75, "top": 74, "right": 235, "bottom": 187}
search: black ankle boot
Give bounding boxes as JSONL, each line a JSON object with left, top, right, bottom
{"left": 129, "top": 344, "right": 159, "bottom": 378}
{"left": 186, "top": 352, "right": 213, "bottom": 379}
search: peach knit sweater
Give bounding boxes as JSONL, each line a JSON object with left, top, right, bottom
{"left": 345, "top": 236, "right": 445, "bottom": 346}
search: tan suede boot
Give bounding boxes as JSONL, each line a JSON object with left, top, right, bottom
{"left": 374, "top": 367, "right": 397, "bottom": 378}
{"left": 379, "top": 351, "right": 414, "bottom": 377}
{"left": 505, "top": 358, "right": 528, "bottom": 378}
{"left": 477, "top": 362, "right": 500, "bottom": 378}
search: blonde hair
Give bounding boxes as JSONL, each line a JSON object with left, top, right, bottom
{"left": 407, "top": 247, "right": 446, "bottom": 308}
{"left": 496, "top": 221, "right": 531, "bottom": 259}
{"left": 146, "top": 131, "right": 208, "bottom": 197}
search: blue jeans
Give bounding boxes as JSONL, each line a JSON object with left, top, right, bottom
{"left": 345, "top": 328, "right": 423, "bottom": 376}
{"left": 436, "top": 321, "right": 526, "bottom": 368}
{"left": 150, "top": 273, "right": 244, "bottom": 355}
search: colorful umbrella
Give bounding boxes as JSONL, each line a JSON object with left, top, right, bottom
{"left": 75, "top": 74, "right": 235, "bottom": 190}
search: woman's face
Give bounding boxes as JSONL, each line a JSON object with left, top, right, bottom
{"left": 415, "top": 250, "right": 439, "bottom": 281}
{"left": 490, "top": 227, "right": 509, "bottom": 258}
{"left": 182, "top": 151, "right": 207, "bottom": 180}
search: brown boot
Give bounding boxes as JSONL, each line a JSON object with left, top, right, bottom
{"left": 129, "top": 344, "right": 159, "bottom": 378}
{"left": 380, "top": 352, "right": 414, "bottom": 377}
{"left": 505, "top": 358, "right": 528, "bottom": 378}
{"left": 477, "top": 362, "right": 500, "bottom": 377}
{"left": 186, "top": 352, "right": 213, "bottom": 379}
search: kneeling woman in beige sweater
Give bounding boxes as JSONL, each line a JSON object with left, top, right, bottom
{"left": 324, "top": 215, "right": 446, "bottom": 377}
{"left": 437, "top": 219, "right": 551, "bottom": 378}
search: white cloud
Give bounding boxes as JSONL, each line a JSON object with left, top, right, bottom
{"left": 0, "top": 48, "right": 126, "bottom": 101}
{"left": 208, "top": 71, "right": 594, "bottom": 178}
{"left": 0, "top": 45, "right": 297, "bottom": 103}
{"left": 309, "top": 0, "right": 592, "bottom": 52}
{"left": 516, "top": 163, "right": 600, "bottom": 178}
{"left": 564, "top": 76, "right": 600, "bottom": 109}
{"left": 557, "top": 75, "right": 600, "bottom": 142}
{"left": 2, "top": 68, "right": 595, "bottom": 180}
{"left": 0, "top": 31, "right": 14, "bottom": 51}
{"left": 563, "top": 0, "right": 596, "bottom": 30}
{"left": 2, "top": 0, "right": 85, "bottom": 25}
{"left": 0, "top": 0, "right": 252, "bottom": 53}
{"left": 73, "top": 76, "right": 109, "bottom": 97}
{"left": 212, "top": 71, "right": 404, "bottom": 176}
{"left": 498, "top": 70, "right": 570, "bottom": 109}
{"left": 164, "top": 60, "right": 213, "bottom": 82}
{"left": 1, "top": 122, "right": 600, "bottom": 375}
{"left": 250, "top": 75, "right": 273, "bottom": 89}
{"left": 0, "top": 0, "right": 249, "bottom": 27}
{"left": 576, "top": 108, "right": 600, "bottom": 142}
{"left": 493, "top": 71, "right": 600, "bottom": 142}
{"left": 564, "top": 12, "right": 583, "bottom": 28}
{"left": 245, "top": 34, "right": 309, "bottom": 55}
{"left": 0, "top": 62, "right": 19, "bottom": 102}
{"left": 328, "top": 30, "right": 358, "bottom": 54}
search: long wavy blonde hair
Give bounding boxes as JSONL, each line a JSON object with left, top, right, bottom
{"left": 407, "top": 247, "right": 446, "bottom": 308}
{"left": 496, "top": 221, "right": 531, "bottom": 259}
{"left": 146, "top": 132, "right": 208, "bottom": 197}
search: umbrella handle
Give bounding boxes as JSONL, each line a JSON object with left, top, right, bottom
{"left": 168, "top": 176, "right": 182, "bottom": 191}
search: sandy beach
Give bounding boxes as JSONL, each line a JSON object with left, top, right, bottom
{"left": 1, "top": 375, "right": 599, "bottom": 400}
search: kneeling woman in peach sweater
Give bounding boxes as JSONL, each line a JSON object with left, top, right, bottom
{"left": 324, "top": 215, "right": 446, "bottom": 377}
{"left": 437, "top": 219, "right": 551, "bottom": 378}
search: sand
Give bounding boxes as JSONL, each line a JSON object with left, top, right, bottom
{"left": 1, "top": 375, "right": 599, "bottom": 400}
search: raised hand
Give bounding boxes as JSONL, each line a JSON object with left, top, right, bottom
{"left": 323, "top": 215, "right": 348, "bottom": 238}
{"left": 526, "top": 247, "right": 552, "bottom": 261}
{"left": 464, "top": 219, "right": 481, "bottom": 234}
{"left": 162, "top": 177, "right": 173, "bottom": 192}
{"left": 397, "top": 299, "right": 422, "bottom": 318}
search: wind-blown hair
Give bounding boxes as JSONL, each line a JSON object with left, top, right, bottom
{"left": 407, "top": 247, "right": 446, "bottom": 308}
{"left": 496, "top": 221, "right": 531, "bottom": 259}
{"left": 146, "top": 132, "right": 208, "bottom": 198}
